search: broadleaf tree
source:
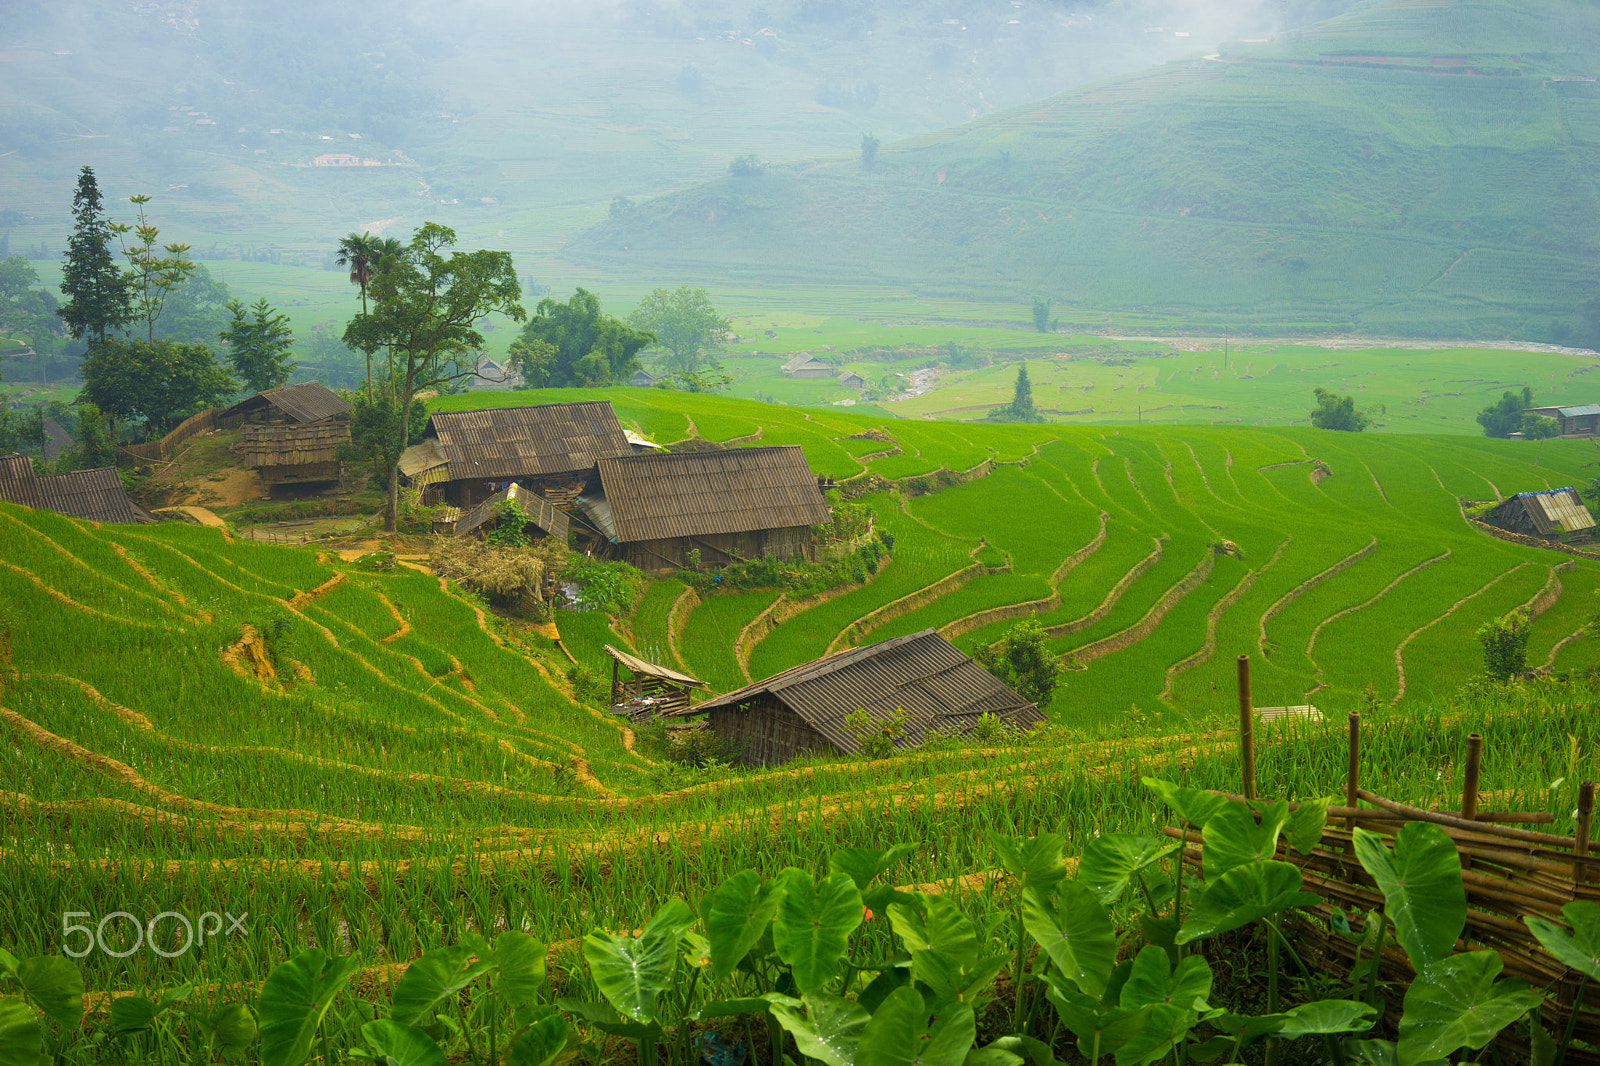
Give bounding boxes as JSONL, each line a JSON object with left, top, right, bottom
{"left": 57, "top": 166, "right": 133, "bottom": 347}
{"left": 974, "top": 618, "right": 1062, "bottom": 708}
{"left": 626, "top": 285, "right": 729, "bottom": 378}
{"left": 1477, "top": 387, "right": 1534, "bottom": 438}
{"left": 79, "top": 337, "right": 237, "bottom": 436}
{"left": 342, "top": 223, "right": 525, "bottom": 531}
{"left": 511, "top": 288, "right": 652, "bottom": 388}
{"left": 111, "top": 194, "right": 196, "bottom": 342}
{"left": 1309, "top": 387, "right": 1377, "bottom": 432}
{"left": 221, "top": 297, "right": 297, "bottom": 394}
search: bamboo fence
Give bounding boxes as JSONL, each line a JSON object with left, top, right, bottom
{"left": 1167, "top": 656, "right": 1600, "bottom": 1058}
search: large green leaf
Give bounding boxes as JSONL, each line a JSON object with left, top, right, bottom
{"left": 1202, "top": 801, "right": 1290, "bottom": 880}
{"left": 1526, "top": 900, "right": 1600, "bottom": 982}
{"left": 389, "top": 946, "right": 494, "bottom": 1027}
{"left": 764, "top": 992, "right": 869, "bottom": 1066}
{"left": 506, "top": 1013, "right": 573, "bottom": 1066}
{"left": 1077, "top": 835, "right": 1181, "bottom": 906}
{"left": 1396, "top": 952, "right": 1544, "bottom": 1066}
{"left": 912, "top": 949, "right": 1010, "bottom": 1009}
{"left": 14, "top": 956, "right": 82, "bottom": 1030}
{"left": 1287, "top": 797, "right": 1333, "bottom": 855}
{"left": 209, "top": 1003, "right": 258, "bottom": 1053}
{"left": 486, "top": 932, "right": 548, "bottom": 1007}
{"left": 989, "top": 831, "right": 1068, "bottom": 898}
{"left": 109, "top": 997, "right": 156, "bottom": 1034}
{"left": 1119, "top": 946, "right": 1213, "bottom": 1012}
{"left": 1177, "top": 860, "right": 1319, "bottom": 944}
{"left": 887, "top": 894, "right": 978, "bottom": 964}
{"left": 1142, "top": 778, "right": 1231, "bottom": 830}
{"left": 554, "top": 996, "right": 655, "bottom": 1040}
{"left": 856, "top": 986, "right": 976, "bottom": 1066}
{"left": 705, "top": 870, "right": 785, "bottom": 980}
{"left": 359, "top": 1020, "right": 449, "bottom": 1066}
{"left": 774, "top": 869, "right": 863, "bottom": 994}
{"left": 1114, "top": 1004, "right": 1201, "bottom": 1066}
{"left": 1041, "top": 975, "right": 1148, "bottom": 1063}
{"left": 831, "top": 844, "right": 919, "bottom": 891}
{"left": 0, "top": 998, "right": 42, "bottom": 1066}
{"left": 1277, "top": 999, "right": 1378, "bottom": 1037}
{"left": 1353, "top": 824, "right": 1467, "bottom": 973}
{"left": 257, "top": 949, "right": 362, "bottom": 1066}
{"left": 1021, "top": 881, "right": 1117, "bottom": 998}
{"left": 581, "top": 929, "right": 676, "bottom": 1024}
{"left": 639, "top": 897, "right": 697, "bottom": 942}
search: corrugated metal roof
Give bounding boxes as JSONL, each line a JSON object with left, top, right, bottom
{"left": 0, "top": 463, "right": 153, "bottom": 523}
{"left": 596, "top": 445, "right": 830, "bottom": 543}
{"left": 675, "top": 629, "right": 1044, "bottom": 754}
{"left": 398, "top": 439, "right": 449, "bottom": 485}
{"left": 603, "top": 643, "right": 705, "bottom": 687}
{"left": 574, "top": 494, "right": 617, "bottom": 539}
{"left": 223, "top": 381, "right": 350, "bottom": 424}
{"left": 783, "top": 353, "right": 830, "bottom": 372}
{"left": 453, "top": 482, "right": 570, "bottom": 539}
{"left": 1559, "top": 405, "right": 1600, "bottom": 418}
{"left": 1521, "top": 487, "right": 1598, "bottom": 533}
{"left": 0, "top": 454, "right": 33, "bottom": 480}
{"left": 426, "top": 402, "right": 632, "bottom": 481}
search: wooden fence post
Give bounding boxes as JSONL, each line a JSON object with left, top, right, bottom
{"left": 1577, "top": 781, "right": 1594, "bottom": 883}
{"left": 1237, "top": 654, "right": 1255, "bottom": 801}
{"left": 1462, "top": 733, "right": 1482, "bottom": 822}
{"left": 1345, "top": 711, "right": 1360, "bottom": 828}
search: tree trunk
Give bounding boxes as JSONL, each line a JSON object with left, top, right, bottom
{"left": 384, "top": 460, "right": 399, "bottom": 532}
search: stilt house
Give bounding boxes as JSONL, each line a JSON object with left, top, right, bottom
{"left": 668, "top": 628, "right": 1045, "bottom": 766}
{"left": 1486, "top": 487, "right": 1596, "bottom": 540}
{"left": 0, "top": 456, "right": 155, "bottom": 524}
{"left": 399, "top": 402, "right": 634, "bottom": 510}
{"left": 577, "top": 445, "right": 831, "bottom": 571}
{"left": 222, "top": 382, "right": 352, "bottom": 487}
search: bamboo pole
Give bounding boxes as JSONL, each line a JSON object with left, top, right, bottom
{"left": 1577, "top": 782, "right": 1594, "bottom": 883}
{"left": 1463, "top": 733, "right": 1483, "bottom": 822}
{"left": 1237, "top": 654, "right": 1255, "bottom": 801}
{"left": 1346, "top": 712, "right": 1361, "bottom": 828}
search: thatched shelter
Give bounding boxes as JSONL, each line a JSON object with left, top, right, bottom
{"left": 669, "top": 628, "right": 1044, "bottom": 766}
{"left": 0, "top": 457, "right": 155, "bottom": 524}
{"left": 239, "top": 422, "right": 349, "bottom": 486}
{"left": 577, "top": 445, "right": 831, "bottom": 572}
{"left": 604, "top": 644, "right": 706, "bottom": 720}
{"left": 400, "top": 402, "right": 633, "bottom": 509}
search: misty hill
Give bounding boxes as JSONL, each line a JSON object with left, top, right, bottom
{"left": 568, "top": 0, "right": 1600, "bottom": 343}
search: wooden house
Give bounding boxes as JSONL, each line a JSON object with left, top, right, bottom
{"left": 781, "top": 353, "right": 834, "bottom": 379}
{"left": 221, "top": 381, "right": 351, "bottom": 427}
{"left": 668, "top": 628, "right": 1044, "bottom": 766}
{"left": 239, "top": 422, "right": 349, "bottom": 486}
{"left": 1524, "top": 405, "right": 1600, "bottom": 438}
{"left": 604, "top": 644, "right": 706, "bottom": 721}
{"left": 1486, "top": 487, "right": 1596, "bottom": 540}
{"left": 0, "top": 456, "right": 155, "bottom": 524}
{"left": 838, "top": 371, "right": 866, "bottom": 389}
{"left": 578, "top": 445, "right": 831, "bottom": 571}
{"left": 629, "top": 368, "right": 660, "bottom": 388}
{"left": 398, "top": 401, "right": 634, "bottom": 510}
{"left": 449, "top": 482, "right": 570, "bottom": 540}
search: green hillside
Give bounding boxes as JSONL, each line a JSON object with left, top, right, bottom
{"left": 570, "top": 0, "right": 1600, "bottom": 342}
{"left": 6, "top": 403, "right": 1600, "bottom": 1000}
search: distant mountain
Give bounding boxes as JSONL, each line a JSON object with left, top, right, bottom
{"left": 568, "top": 0, "right": 1600, "bottom": 343}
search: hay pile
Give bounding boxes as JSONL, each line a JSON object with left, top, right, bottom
{"left": 430, "top": 536, "right": 569, "bottom": 611}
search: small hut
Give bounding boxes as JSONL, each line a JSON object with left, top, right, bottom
{"left": 450, "top": 482, "right": 570, "bottom": 541}
{"left": 629, "top": 368, "right": 661, "bottom": 388}
{"left": 668, "top": 628, "right": 1045, "bottom": 766}
{"left": 781, "top": 353, "right": 834, "bottom": 379}
{"left": 0, "top": 457, "right": 155, "bottom": 524}
{"left": 838, "top": 371, "right": 866, "bottom": 389}
{"left": 1486, "top": 487, "right": 1596, "bottom": 540}
{"left": 604, "top": 644, "right": 706, "bottom": 721}
{"left": 239, "top": 422, "right": 349, "bottom": 486}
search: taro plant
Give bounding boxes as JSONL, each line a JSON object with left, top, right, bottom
{"left": 0, "top": 945, "right": 85, "bottom": 1066}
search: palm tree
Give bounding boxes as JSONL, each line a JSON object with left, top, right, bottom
{"left": 335, "top": 231, "right": 379, "bottom": 398}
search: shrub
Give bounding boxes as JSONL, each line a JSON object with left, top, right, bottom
{"left": 974, "top": 618, "right": 1062, "bottom": 707}
{"left": 844, "top": 705, "right": 910, "bottom": 759}
{"left": 485, "top": 499, "right": 530, "bottom": 548}
{"left": 1477, "top": 608, "right": 1532, "bottom": 681}
{"left": 564, "top": 556, "right": 646, "bottom": 613}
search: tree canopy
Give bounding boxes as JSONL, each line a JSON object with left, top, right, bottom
{"left": 1477, "top": 386, "right": 1535, "bottom": 438}
{"left": 57, "top": 166, "right": 132, "bottom": 347}
{"left": 973, "top": 618, "right": 1062, "bottom": 708}
{"left": 511, "top": 288, "right": 653, "bottom": 388}
{"left": 990, "top": 362, "right": 1042, "bottom": 423}
{"left": 626, "top": 285, "right": 729, "bottom": 377}
{"left": 1309, "top": 386, "right": 1374, "bottom": 431}
{"left": 79, "top": 337, "right": 237, "bottom": 435}
{"left": 342, "top": 222, "right": 525, "bottom": 530}
{"left": 221, "top": 297, "right": 296, "bottom": 394}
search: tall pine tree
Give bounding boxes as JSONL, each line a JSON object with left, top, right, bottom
{"left": 57, "top": 166, "right": 131, "bottom": 347}
{"left": 1008, "top": 362, "right": 1039, "bottom": 422}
